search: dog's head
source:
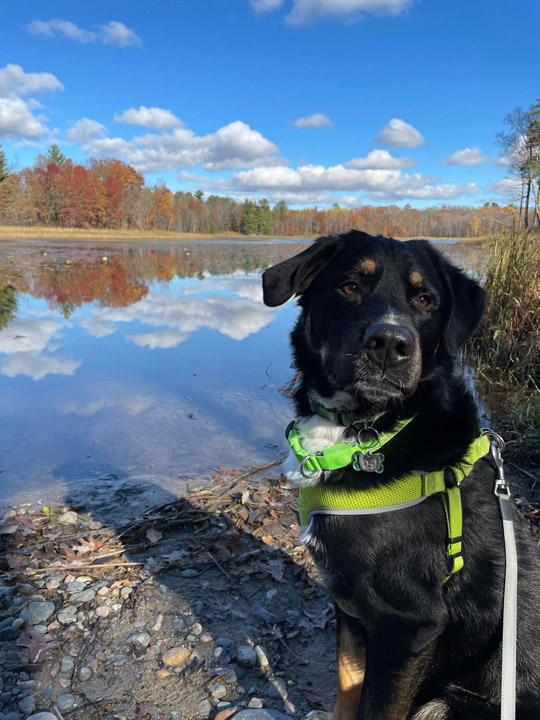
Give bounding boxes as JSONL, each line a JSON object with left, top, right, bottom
{"left": 262, "top": 230, "right": 484, "bottom": 414}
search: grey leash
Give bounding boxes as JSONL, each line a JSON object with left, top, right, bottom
{"left": 489, "top": 432, "right": 517, "bottom": 720}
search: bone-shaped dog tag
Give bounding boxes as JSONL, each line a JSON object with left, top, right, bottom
{"left": 353, "top": 451, "right": 384, "bottom": 473}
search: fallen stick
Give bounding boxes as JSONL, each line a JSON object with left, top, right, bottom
{"left": 507, "top": 460, "right": 540, "bottom": 486}
{"left": 25, "top": 561, "right": 143, "bottom": 573}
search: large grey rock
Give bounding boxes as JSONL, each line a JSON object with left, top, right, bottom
{"left": 56, "top": 693, "right": 76, "bottom": 711}
{"left": 69, "top": 589, "right": 95, "bottom": 604}
{"left": 26, "top": 601, "right": 55, "bottom": 625}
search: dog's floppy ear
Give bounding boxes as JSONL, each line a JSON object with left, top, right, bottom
{"left": 410, "top": 240, "right": 485, "bottom": 356}
{"left": 442, "top": 264, "right": 485, "bottom": 355}
{"left": 262, "top": 236, "right": 341, "bottom": 307}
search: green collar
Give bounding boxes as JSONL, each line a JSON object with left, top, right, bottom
{"left": 293, "top": 430, "right": 491, "bottom": 584}
{"left": 287, "top": 415, "right": 415, "bottom": 476}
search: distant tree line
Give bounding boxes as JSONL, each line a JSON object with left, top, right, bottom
{"left": 0, "top": 141, "right": 524, "bottom": 238}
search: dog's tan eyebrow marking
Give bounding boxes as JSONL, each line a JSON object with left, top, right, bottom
{"left": 409, "top": 270, "right": 423, "bottom": 288}
{"left": 357, "top": 258, "right": 377, "bottom": 275}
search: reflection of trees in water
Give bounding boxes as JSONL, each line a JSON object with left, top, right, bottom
{"left": 0, "top": 242, "right": 310, "bottom": 321}
{"left": 0, "top": 284, "right": 18, "bottom": 331}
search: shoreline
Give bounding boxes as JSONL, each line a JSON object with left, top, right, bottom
{"left": 0, "top": 225, "right": 487, "bottom": 243}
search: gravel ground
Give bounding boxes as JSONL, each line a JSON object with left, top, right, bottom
{"left": 1, "top": 459, "right": 539, "bottom": 720}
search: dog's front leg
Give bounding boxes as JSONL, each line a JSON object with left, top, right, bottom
{"left": 307, "top": 609, "right": 366, "bottom": 720}
{"left": 357, "top": 620, "right": 439, "bottom": 720}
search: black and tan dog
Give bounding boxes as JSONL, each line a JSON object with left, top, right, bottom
{"left": 262, "top": 230, "right": 540, "bottom": 720}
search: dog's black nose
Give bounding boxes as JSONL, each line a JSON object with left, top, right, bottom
{"left": 364, "top": 323, "right": 415, "bottom": 369}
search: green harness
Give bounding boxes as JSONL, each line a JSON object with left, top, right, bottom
{"left": 286, "top": 417, "right": 491, "bottom": 582}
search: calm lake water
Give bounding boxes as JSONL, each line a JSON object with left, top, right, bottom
{"left": 0, "top": 238, "right": 487, "bottom": 505}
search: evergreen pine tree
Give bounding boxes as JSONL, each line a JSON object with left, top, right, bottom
{"left": 46, "top": 143, "right": 67, "bottom": 166}
{"left": 0, "top": 144, "right": 8, "bottom": 182}
{"left": 242, "top": 200, "right": 257, "bottom": 235}
{"left": 0, "top": 285, "right": 18, "bottom": 331}
{"left": 258, "top": 198, "right": 273, "bottom": 235}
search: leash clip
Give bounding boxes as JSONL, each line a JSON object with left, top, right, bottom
{"left": 484, "top": 429, "right": 508, "bottom": 497}
{"left": 300, "top": 455, "right": 320, "bottom": 480}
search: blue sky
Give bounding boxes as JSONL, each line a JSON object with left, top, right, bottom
{"left": 1, "top": 0, "right": 537, "bottom": 208}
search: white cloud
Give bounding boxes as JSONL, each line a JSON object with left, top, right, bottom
{"left": 27, "top": 19, "right": 142, "bottom": 48}
{"left": 126, "top": 329, "right": 190, "bottom": 349}
{"left": 250, "top": 0, "right": 286, "bottom": 12}
{"left": 99, "top": 21, "right": 142, "bottom": 48}
{"left": 75, "top": 120, "right": 280, "bottom": 173}
{"left": 230, "top": 163, "right": 478, "bottom": 201}
{"left": 114, "top": 106, "right": 183, "bottom": 131}
{"left": 0, "top": 317, "right": 61, "bottom": 354}
{"left": 375, "top": 118, "right": 425, "bottom": 148}
{"left": 59, "top": 394, "right": 151, "bottom": 416}
{"left": 82, "top": 291, "right": 276, "bottom": 347}
{"left": 0, "top": 96, "right": 46, "bottom": 138}
{"left": 27, "top": 19, "right": 97, "bottom": 43}
{"left": 441, "top": 147, "right": 489, "bottom": 166}
{"left": 294, "top": 112, "right": 332, "bottom": 129}
{"left": 0, "top": 64, "right": 63, "bottom": 139}
{"left": 2, "top": 353, "right": 81, "bottom": 380}
{"left": 65, "top": 118, "right": 107, "bottom": 143}
{"left": 0, "top": 64, "right": 63, "bottom": 98}
{"left": 345, "top": 149, "right": 417, "bottom": 169}
{"left": 284, "top": 0, "right": 413, "bottom": 26}
{"left": 486, "top": 178, "right": 521, "bottom": 199}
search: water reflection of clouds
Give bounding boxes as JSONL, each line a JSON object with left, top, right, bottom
{"left": 83, "top": 292, "right": 276, "bottom": 348}
{"left": 0, "top": 316, "right": 81, "bottom": 380}
{"left": 59, "top": 394, "right": 152, "bottom": 417}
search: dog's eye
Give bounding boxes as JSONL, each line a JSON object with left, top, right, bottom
{"left": 339, "top": 283, "right": 359, "bottom": 296}
{"left": 414, "top": 294, "right": 432, "bottom": 308}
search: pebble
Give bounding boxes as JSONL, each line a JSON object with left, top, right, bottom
{"left": 200, "top": 632, "right": 213, "bottom": 643}
{"left": 70, "top": 589, "right": 96, "bottom": 604}
{"left": 17, "top": 696, "right": 35, "bottom": 714}
{"left": 95, "top": 605, "right": 110, "bottom": 618}
{"left": 133, "top": 620, "right": 146, "bottom": 629}
{"left": 210, "top": 683, "right": 227, "bottom": 700}
{"left": 215, "top": 637, "right": 234, "bottom": 648}
{"left": 66, "top": 581, "right": 87, "bottom": 593}
{"left": 184, "top": 615, "right": 195, "bottom": 627}
{"left": 61, "top": 656, "right": 74, "bottom": 673}
{"left": 57, "top": 612, "right": 77, "bottom": 625}
{"left": 27, "top": 714, "right": 58, "bottom": 720}
{"left": 42, "top": 685, "right": 53, "bottom": 700}
{"left": 33, "top": 624, "right": 47, "bottom": 634}
{"left": 248, "top": 698, "right": 264, "bottom": 709}
{"left": 171, "top": 712, "right": 182, "bottom": 720}
{"left": 198, "top": 699, "right": 212, "bottom": 716}
{"left": 78, "top": 666, "right": 92, "bottom": 681}
{"left": 126, "top": 632, "right": 151, "bottom": 649}
{"left": 111, "top": 603, "right": 122, "bottom": 612}
{"left": 190, "top": 622, "right": 203, "bottom": 635}
{"left": 162, "top": 646, "right": 190, "bottom": 667}
{"left": 97, "top": 586, "right": 110, "bottom": 597}
{"left": 235, "top": 711, "right": 291, "bottom": 720}
{"left": 58, "top": 677, "right": 71, "bottom": 688}
{"left": 180, "top": 569, "right": 198, "bottom": 577}
{"left": 57, "top": 511, "right": 78, "bottom": 525}
{"left": 0, "top": 616, "right": 15, "bottom": 629}
{"left": 254, "top": 645, "right": 271, "bottom": 671}
{"left": 57, "top": 693, "right": 76, "bottom": 711}
{"left": 268, "top": 677, "right": 288, "bottom": 700}
{"left": 0, "top": 627, "right": 19, "bottom": 640}
{"left": 114, "top": 654, "right": 127, "bottom": 666}
{"left": 26, "top": 601, "right": 55, "bottom": 625}
{"left": 155, "top": 669, "right": 173, "bottom": 679}
{"left": 236, "top": 645, "right": 257, "bottom": 668}
{"left": 215, "top": 709, "right": 239, "bottom": 720}
{"left": 120, "top": 587, "right": 133, "bottom": 600}
{"left": 194, "top": 600, "right": 204, "bottom": 615}
{"left": 152, "top": 614, "right": 163, "bottom": 632}
{"left": 171, "top": 618, "right": 184, "bottom": 629}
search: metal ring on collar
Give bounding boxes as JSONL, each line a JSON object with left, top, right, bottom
{"left": 356, "top": 426, "right": 380, "bottom": 450}
{"left": 300, "top": 455, "right": 320, "bottom": 479}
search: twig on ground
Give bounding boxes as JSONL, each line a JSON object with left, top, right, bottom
{"left": 25, "top": 561, "right": 143, "bottom": 573}
{"left": 507, "top": 460, "right": 540, "bottom": 487}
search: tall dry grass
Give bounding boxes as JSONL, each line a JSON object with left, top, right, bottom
{"left": 468, "top": 228, "right": 540, "bottom": 451}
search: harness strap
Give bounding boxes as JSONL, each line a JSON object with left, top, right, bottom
{"left": 297, "top": 433, "right": 491, "bottom": 584}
